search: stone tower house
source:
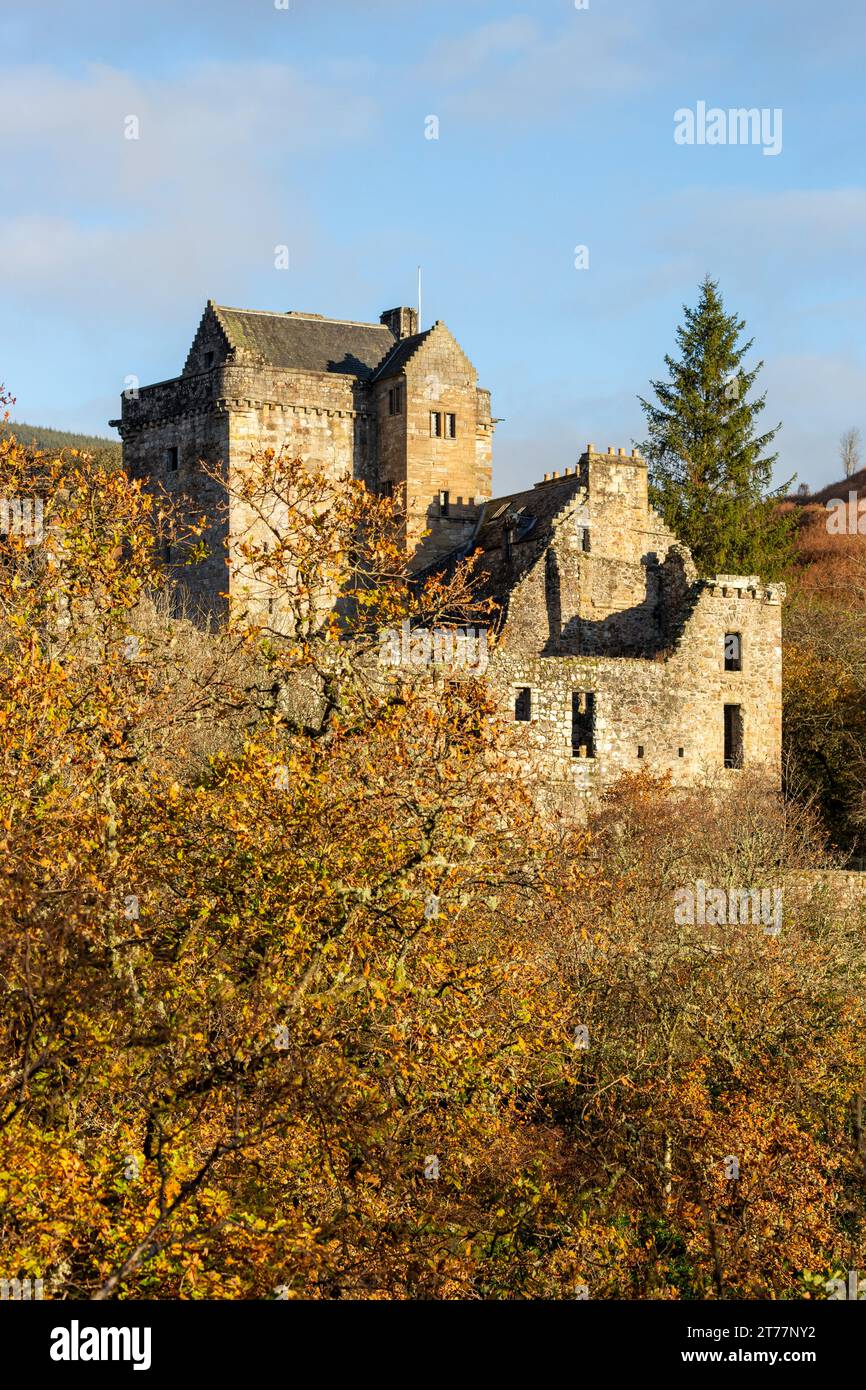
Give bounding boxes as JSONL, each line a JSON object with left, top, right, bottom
{"left": 112, "top": 301, "right": 494, "bottom": 619}
{"left": 114, "top": 301, "right": 784, "bottom": 799}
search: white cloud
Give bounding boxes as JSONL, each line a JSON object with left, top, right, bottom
{"left": 414, "top": 9, "right": 659, "bottom": 124}
{"left": 0, "top": 61, "right": 381, "bottom": 319}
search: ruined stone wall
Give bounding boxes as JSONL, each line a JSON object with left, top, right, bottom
{"left": 489, "top": 573, "right": 783, "bottom": 811}
{"left": 519, "top": 452, "right": 689, "bottom": 658}
{"left": 576, "top": 449, "right": 683, "bottom": 654}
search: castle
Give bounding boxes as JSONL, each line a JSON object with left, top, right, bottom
{"left": 112, "top": 301, "right": 784, "bottom": 802}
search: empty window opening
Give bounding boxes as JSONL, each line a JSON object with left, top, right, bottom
{"left": 724, "top": 704, "right": 744, "bottom": 769}
{"left": 637, "top": 745, "right": 644, "bottom": 759}
{"left": 515, "top": 687, "right": 532, "bottom": 722}
{"left": 581, "top": 527, "right": 591, "bottom": 553}
{"left": 444, "top": 413, "right": 456, "bottom": 438}
{"left": 167, "top": 445, "right": 179, "bottom": 472}
{"left": 724, "top": 632, "right": 742, "bottom": 671}
{"left": 382, "top": 480, "right": 394, "bottom": 499}
{"left": 439, "top": 490, "right": 450, "bottom": 516}
{"left": 204, "top": 350, "right": 215, "bottom": 369}
{"left": 430, "top": 411, "right": 442, "bottom": 437}
{"left": 678, "top": 747, "right": 684, "bottom": 758}
{"left": 572, "top": 691, "right": 596, "bottom": 759}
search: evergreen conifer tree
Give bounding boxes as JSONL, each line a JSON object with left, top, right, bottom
{"left": 638, "top": 276, "right": 792, "bottom": 578}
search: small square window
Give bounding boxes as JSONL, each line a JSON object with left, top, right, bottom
{"left": 167, "top": 446, "right": 179, "bottom": 472}
{"left": 515, "top": 687, "right": 532, "bottom": 722}
{"left": 430, "top": 411, "right": 442, "bottom": 437}
{"left": 725, "top": 633, "right": 742, "bottom": 671}
{"left": 444, "top": 413, "right": 456, "bottom": 439}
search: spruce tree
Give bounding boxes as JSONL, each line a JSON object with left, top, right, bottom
{"left": 638, "top": 276, "right": 792, "bottom": 579}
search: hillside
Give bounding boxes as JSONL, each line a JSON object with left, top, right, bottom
{"left": 1, "top": 420, "right": 121, "bottom": 461}
{"left": 781, "top": 489, "right": 866, "bottom": 857}
{"left": 788, "top": 467, "right": 866, "bottom": 507}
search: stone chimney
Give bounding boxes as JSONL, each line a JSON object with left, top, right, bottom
{"left": 380, "top": 307, "right": 419, "bottom": 340}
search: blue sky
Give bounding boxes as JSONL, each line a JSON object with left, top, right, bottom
{"left": 1, "top": 0, "right": 864, "bottom": 493}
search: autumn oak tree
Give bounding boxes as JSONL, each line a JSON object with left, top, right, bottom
{"left": 1, "top": 431, "right": 864, "bottom": 1300}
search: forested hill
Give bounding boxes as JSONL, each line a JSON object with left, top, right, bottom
{"left": 1, "top": 420, "right": 121, "bottom": 461}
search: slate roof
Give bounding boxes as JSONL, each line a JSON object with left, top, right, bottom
{"left": 212, "top": 305, "right": 397, "bottom": 378}
{"left": 472, "top": 474, "right": 584, "bottom": 554}
{"left": 412, "top": 473, "right": 584, "bottom": 604}
{"left": 368, "top": 329, "right": 434, "bottom": 381}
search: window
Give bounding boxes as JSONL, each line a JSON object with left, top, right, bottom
{"left": 678, "top": 747, "right": 684, "bottom": 758}
{"left": 430, "top": 411, "right": 442, "bottom": 437}
{"left": 444, "top": 413, "right": 456, "bottom": 439}
{"left": 167, "top": 445, "right": 179, "bottom": 472}
{"left": 515, "top": 687, "right": 532, "bottom": 722}
{"left": 388, "top": 384, "right": 404, "bottom": 416}
{"left": 439, "top": 490, "right": 449, "bottom": 517}
{"left": 581, "top": 528, "right": 591, "bottom": 553}
{"left": 382, "top": 480, "right": 394, "bottom": 499}
{"left": 571, "top": 691, "right": 596, "bottom": 759}
{"left": 204, "top": 350, "right": 215, "bottom": 369}
{"left": 724, "top": 704, "right": 744, "bottom": 769}
{"left": 637, "top": 746, "right": 644, "bottom": 759}
{"left": 724, "top": 632, "right": 742, "bottom": 671}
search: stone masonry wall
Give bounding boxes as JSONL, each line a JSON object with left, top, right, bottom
{"left": 487, "top": 450, "right": 783, "bottom": 811}
{"left": 119, "top": 361, "right": 374, "bottom": 622}
{"left": 402, "top": 325, "right": 493, "bottom": 566}
{"left": 118, "top": 372, "right": 230, "bottom": 622}
{"left": 490, "top": 575, "right": 783, "bottom": 810}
